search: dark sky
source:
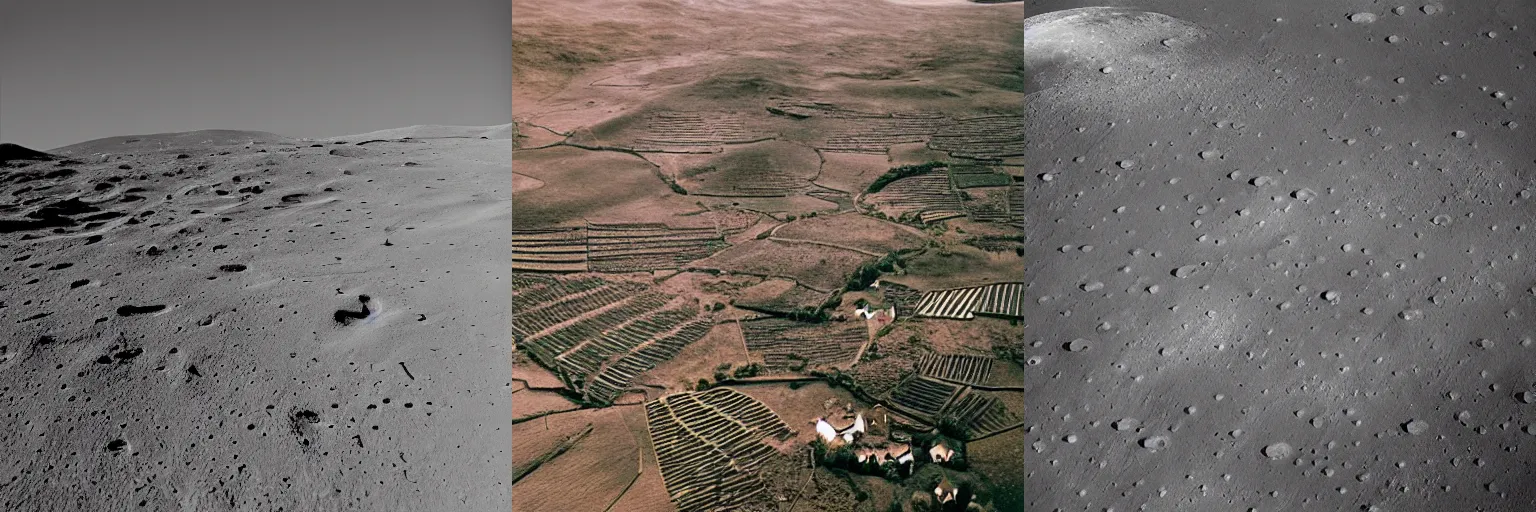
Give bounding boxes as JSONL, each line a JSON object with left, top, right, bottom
{"left": 0, "top": 1, "right": 510, "bottom": 150}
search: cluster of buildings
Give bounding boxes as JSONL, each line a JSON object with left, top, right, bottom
{"left": 812, "top": 406, "right": 959, "bottom": 477}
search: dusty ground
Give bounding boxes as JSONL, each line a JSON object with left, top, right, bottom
{"left": 0, "top": 126, "right": 511, "bottom": 509}
{"left": 1021, "top": 1, "right": 1536, "bottom": 510}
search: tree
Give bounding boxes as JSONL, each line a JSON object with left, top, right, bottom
{"left": 908, "top": 491, "right": 934, "bottom": 512}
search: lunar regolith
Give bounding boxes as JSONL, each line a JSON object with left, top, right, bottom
{"left": 0, "top": 126, "right": 512, "bottom": 510}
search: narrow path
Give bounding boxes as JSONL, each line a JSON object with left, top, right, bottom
{"left": 511, "top": 424, "right": 593, "bottom": 484}
{"left": 765, "top": 236, "right": 883, "bottom": 258}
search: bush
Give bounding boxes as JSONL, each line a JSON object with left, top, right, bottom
{"left": 935, "top": 413, "right": 972, "bottom": 440}
{"left": 696, "top": 378, "right": 711, "bottom": 390}
{"left": 732, "top": 363, "right": 762, "bottom": 379}
{"left": 668, "top": 182, "right": 688, "bottom": 195}
{"left": 846, "top": 252, "right": 903, "bottom": 292}
{"left": 866, "top": 161, "right": 946, "bottom": 194}
{"left": 788, "top": 307, "right": 830, "bottom": 323}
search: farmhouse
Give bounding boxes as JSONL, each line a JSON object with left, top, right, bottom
{"left": 934, "top": 478, "right": 958, "bottom": 504}
{"left": 815, "top": 418, "right": 839, "bottom": 444}
{"left": 841, "top": 413, "right": 867, "bottom": 443}
{"left": 929, "top": 440, "right": 955, "bottom": 462}
{"left": 854, "top": 443, "right": 913, "bottom": 465}
{"left": 816, "top": 412, "right": 869, "bottom": 445}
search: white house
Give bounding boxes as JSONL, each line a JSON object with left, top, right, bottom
{"left": 815, "top": 418, "right": 838, "bottom": 444}
{"left": 929, "top": 441, "right": 955, "bottom": 463}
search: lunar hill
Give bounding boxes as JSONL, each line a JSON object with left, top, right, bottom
{"left": 0, "top": 125, "right": 510, "bottom": 510}
{"left": 1022, "top": 7, "right": 1212, "bottom": 94}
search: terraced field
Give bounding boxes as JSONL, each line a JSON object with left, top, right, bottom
{"left": 766, "top": 101, "right": 887, "bottom": 119}
{"left": 879, "top": 281, "right": 925, "bottom": 318}
{"left": 970, "top": 282, "right": 1026, "bottom": 318}
{"left": 927, "top": 115, "right": 1026, "bottom": 160}
{"left": 587, "top": 223, "right": 726, "bottom": 272}
{"left": 645, "top": 388, "right": 793, "bottom": 512}
{"left": 818, "top": 113, "right": 952, "bottom": 154}
{"left": 960, "top": 185, "right": 1013, "bottom": 223}
{"left": 863, "top": 171, "right": 966, "bottom": 224}
{"left": 912, "top": 282, "right": 1025, "bottom": 319}
{"left": 916, "top": 353, "right": 995, "bottom": 386}
{"left": 943, "top": 390, "right": 1021, "bottom": 439}
{"left": 512, "top": 275, "right": 643, "bottom": 341}
{"left": 583, "top": 320, "right": 713, "bottom": 405}
{"left": 1007, "top": 182, "right": 1026, "bottom": 230}
{"left": 948, "top": 164, "right": 1014, "bottom": 189}
{"left": 885, "top": 376, "right": 963, "bottom": 423}
{"left": 629, "top": 111, "right": 771, "bottom": 152}
{"left": 513, "top": 223, "right": 730, "bottom": 273}
{"left": 911, "top": 286, "right": 984, "bottom": 319}
{"left": 511, "top": 227, "right": 589, "bottom": 272}
{"left": 513, "top": 275, "right": 713, "bottom": 405}
{"left": 739, "top": 318, "right": 867, "bottom": 371}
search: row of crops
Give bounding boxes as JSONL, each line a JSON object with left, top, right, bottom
{"left": 513, "top": 274, "right": 715, "bottom": 405}
{"left": 886, "top": 374, "right": 1021, "bottom": 440}
{"left": 739, "top": 318, "right": 868, "bottom": 372}
{"left": 912, "top": 282, "right": 1026, "bottom": 319}
{"left": 513, "top": 222, "right": 728, "bottom": 273}
{"left": 646, "top": 388, "right": 793, "bottom": 512}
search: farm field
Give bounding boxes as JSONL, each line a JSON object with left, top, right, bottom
{"left": 687, "top": 238, "right": 871, "bottom": 292}
{"left": 513, "top": 274, "right": 717, "bottom": 406}
{"left": 739, "top": 318, "right": 869, "bottom": 372}
{"left": 769, "top": 211, "right": 929, "bottom": 255}
{"left": 912, "top": 282, "right": 1026, "bottom": 320}
{"left": 645, "top": 388, "right": 794, "bottom": 511}
{"left": 733, "top": 278, "right": 831, "bottom": 315}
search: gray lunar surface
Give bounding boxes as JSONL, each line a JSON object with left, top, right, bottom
{"left": 0, "top": 125, "right": 511, "bottom": 510}
{"left": 1022, "top": 1, "right": 1536, "bottom": 510}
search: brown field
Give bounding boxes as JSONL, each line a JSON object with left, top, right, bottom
{"left": 771, "top": 211, "right": 930, "bottom": 255}
{"left": 688, "top": 239, "right": 871, "bottom": 292}
{"left": 511, "top": 145, "right": 687, "bottom": 227}
{"left": 815, "top": 152, "right": 893, "bottom": 194}
{"left": 883, "top": 243, "right": 1024, "bottom": 290}
{"left": 732, "top": 382, "right": 863, "bottom": 445}
{"left": 512, "top": 406, "right": 650, "bottom": 512}
{"left": 513, "top": 353, "right": 568, "bottom": 389}
{"left": 641, "top": 322, "right": 752, "bottom": 391}
{"left": 734, "top": 278, "right": 830, "bottom": 314}
{"left": 512, "top": 389, "right": 583, "bottom": 420}
{"left": 606, "top": 406, "right": 676, "bottom": 512}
